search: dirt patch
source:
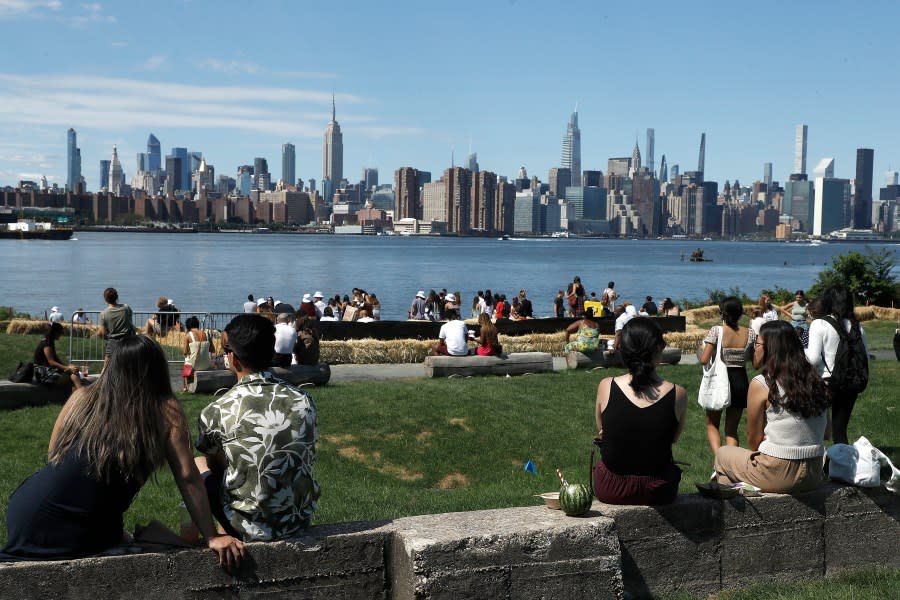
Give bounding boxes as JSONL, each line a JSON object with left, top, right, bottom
{"left": 435, "top": 472, "right": 470, "bottom": 489}
{"left": 415, "top": 430, "right": 433, "bottom": 443}
{"left": 448, "top": 417, "right": 473, "bottom": 432}
{"left": 337, "top": 446, "right": 423, "bottom": 482}
{"left": 323, "top": 433, "right": 356, "bottom": 445}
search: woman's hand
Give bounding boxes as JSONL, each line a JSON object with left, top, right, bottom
{"left": 207, "top": 534, "right": 245, "bottom": 568}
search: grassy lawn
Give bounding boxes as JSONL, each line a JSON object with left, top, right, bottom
{"left": 0, "top": 331, "right": 898, "bottom": 547}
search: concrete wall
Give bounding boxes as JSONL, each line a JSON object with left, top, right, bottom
{"left": 0, "top": 483, "right": 896, "bottom": 599}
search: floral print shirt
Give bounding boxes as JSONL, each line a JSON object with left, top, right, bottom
{"left": 196, "top": 371, "right": 320, "bottom": 541}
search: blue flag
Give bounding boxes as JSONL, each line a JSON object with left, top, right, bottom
{"left": 523, "top": 459, "right": 537, "bottom": 475}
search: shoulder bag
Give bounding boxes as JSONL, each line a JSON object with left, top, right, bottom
{"left": 697, "top": 326, "right": 731, "bottom": 411}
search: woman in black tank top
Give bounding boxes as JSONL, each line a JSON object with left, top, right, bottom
{"left": 593, "top": 317, "right": 688, "bottom": 505}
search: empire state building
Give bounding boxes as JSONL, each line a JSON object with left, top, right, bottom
{"left": 323, "top": 95, "right": 343, "bottom": 187}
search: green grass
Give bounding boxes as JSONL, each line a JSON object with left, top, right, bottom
{"left": 663, "top": 568, "right": 900, "bottom": 600}
{"left": 0, "top": 332, "right": 898, "bottom": 547}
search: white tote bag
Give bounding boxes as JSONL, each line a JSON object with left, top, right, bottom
{"left": 697, "top": 326, "right": 731, "bottom": 411}
{"left": 828, "top": 436, "right": 900, "bottom": 492}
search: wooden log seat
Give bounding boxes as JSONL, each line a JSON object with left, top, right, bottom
{"left": 422, "top": 352, "right": 554, "bottom": 378}
{"left": 565, "top": 347, "right": 683, "bottom": 370}
{"left": 187, "top": 364, "right": 331, "bottom": 394}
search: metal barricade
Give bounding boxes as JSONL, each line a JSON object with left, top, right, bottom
{"left": 67, "top": 309, "right": 236, "bottom": 368}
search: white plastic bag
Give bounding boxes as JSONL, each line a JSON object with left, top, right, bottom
{"left": 827, "top": 436, "right": 900, "bottom": 492}
{"left": 697, "top": 326, "right": 731, "bottom": 411}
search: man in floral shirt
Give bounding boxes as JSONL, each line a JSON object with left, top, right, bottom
{"left": 195, "top": 314, "right": 320, "bottom": 541}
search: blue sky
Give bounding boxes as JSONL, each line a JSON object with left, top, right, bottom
{"left": 2, "top": 0, "right": 899, "bottom": 192}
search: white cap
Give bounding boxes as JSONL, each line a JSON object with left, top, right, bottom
{"left": 257, "top": 298, "right": 266, "bottom": 306}
{"left": 274, "top": 300, "right": 282, "bottom": 306}
{"left": 314, "top": 291, "right": 324, "bottom": 298}
{"left": 51, "top": 306, "right": 60, "bottom": 312}
{"left": 302, "top": 293, "right": 313, "bottom": 303}
{"left": 416, "top": 290, "right": 426, "bottom": 299}
{"left": 446, "top": 293, "right": 456, "bottom": 303}
{"left": 168, "top": 299, "right": 175, "bottom": 305}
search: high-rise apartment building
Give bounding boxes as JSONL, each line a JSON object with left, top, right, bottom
{"left": 547, "top": 167, "right": 572, "bottom": 198}
{"left": 444, "top": 167, "right": 472, "bottom": 234}
{"left": 561, "top": 108, "right": 581, "bottom": 189}
{"left": 394, "top": 167, "right": 420, "bottom": 220}
{"left": 422, "top": 180, "right": 447, "bottom": 223}
{"left": 323, "top": 96, "right": 343, "bottom": 186}
{"left": 794, "top": 125, "right": 808, "bottom": 175}
{"left": 813, "top": 158, "right": 849, "bottom": 236}
{"left": 147, "top": 134, "right": 161, "bottom": 172}
{"left": 108, "top": 145, "right": 123, "bottom": 196}
{"left": 645, "top": 128, "right": 655, "bottom": 175}
{"left": 854, "top": 148, "right": 874, "bottom": 229}
{"left": 471, "top": 170, "right": 497, "bottom": 231}
{"left": 282, "top": 143, "right": 296, "bottom": 187}
{"left": 66, "top": 128, "right": 81, "bottom": 192}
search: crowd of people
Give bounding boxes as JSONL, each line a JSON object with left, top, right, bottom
{"left": 242, "top": 288, "right": 382, "bottom": 323}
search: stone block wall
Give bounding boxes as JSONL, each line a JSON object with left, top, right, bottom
{"left": 0, "top": 483, "right": 896, "bottom": 599}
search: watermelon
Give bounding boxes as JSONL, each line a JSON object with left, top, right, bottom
{"left": 558, "top": 482, "right": 592, "bottom": 516}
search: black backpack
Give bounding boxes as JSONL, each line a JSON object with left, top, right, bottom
{"left": 822, "top": 316, "right": 868, "bottom": 394}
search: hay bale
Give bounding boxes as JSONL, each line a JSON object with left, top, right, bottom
{"left": 6, "top": 319, "right": 101, "bottom": 338}
{"left": 663, "top": 331, "right": 706, "bottom": 353}
{"left": 870, "top": 306, "right": 900, "bottom": 321}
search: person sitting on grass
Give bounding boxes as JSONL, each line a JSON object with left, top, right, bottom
{"left": 714, "top": 320, "right": 828, "bottom": 493}
{"left": 434, "top": 308, "right": 470, "bottom": 356}
{"left": 33, "top": 322, "right": 83, "bottom": 390}
{"left": 1, "top": 335, "right": 244, "bottom": 565}
{"left": 196, "top": 314, "right": 320, "bottom": 541}
{"left": 593, "top": 317, "right": 687, "bottom": 505}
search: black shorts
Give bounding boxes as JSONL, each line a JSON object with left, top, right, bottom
{"left": 726, "top": 367, "right": 750, "bottom": 410}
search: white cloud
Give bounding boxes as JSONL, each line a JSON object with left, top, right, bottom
{"left": 0, "top": 0, "right": 61, "bottom": 18}
{"left": 198, "top": 58, "right": 260, "bottom": 75}
{"left": 0, "top": 73, "right": 416, "bottom": 140}
{"left": 141, "top": 55, "right": 168, "bottom": 71}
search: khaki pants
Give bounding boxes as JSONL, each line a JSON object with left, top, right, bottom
{"left": 714, "top": 446, "right": 823, "bottom": 494}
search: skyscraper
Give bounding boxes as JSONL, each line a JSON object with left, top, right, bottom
{"left": 108, "top": 145, "right": 123, "bottom": 196}
{"left": 813, "top": 158, "right": 849, "bottom": 236}
{"left": 323, "top": 95, "right": 343, "bottom": 186}
{"left": 170, "top": 148, "right": 189, "bottom": 193}
{"left": 444, "top": 167, "right": 472, "bottom": 234}
{"left": 147, "top": 134, "right": 161, "bottom": 172}
{"left": 99, "top": 159, "right": 110, "bottom": 191}
{"left": 548, "top": 167, "right": 571, "bottom": 200}
{"left": 282, "top": 143, "right": 296, "bottom": 187}
{"left": 394, "top": 167, "right": 420, "bottom": 220}
{"left": 697, "top": 133, "right": 706, "bottom": 174}
{"left": 363, "top": 168, "right": 378, "bottom": 191}
{"left": 561, "top": 108, "right": 581, "bottom": 188}
{"left": 645, "top": 128, "right": 655, "bottom": 175}
{"left": 659, "top": 155, "right": 668, "bottom": 183}
{"left": 466, "top": 153, "right": 479, "bottom": 173}
{"left": 631, "top": 139, "right": 642, "bottom": 176}
{"left": 854, "top": 148, "right": 874, "bottom": 229}
{"left": 66, "top": 128, "right": 81, "bottom": 192}
{"left": 794, "top": 125, "right": 808, "bottom": 175}
{"left": 763, "top": 162, "right": 773, "bottom": 188}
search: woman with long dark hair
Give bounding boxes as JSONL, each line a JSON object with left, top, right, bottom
{"left": 699, "top": 296, "right": 756, "bottom": 454}
{"left": 593, "top": 317, "right": 687, "bottom": 505}
{"left": 715, "top": 320, "right": 829, "bottom": 493}
{"left": 33, "top": 322, "right": 83, "bottom": 390}
{"left": 805, "top": 284, "right": 869, "bottom": 444}
{"left": 2, "top": 335, "right": 244, "bottom": 565}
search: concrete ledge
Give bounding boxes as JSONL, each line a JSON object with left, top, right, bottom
{"left": 565, "top": 347, "right": 682, "bottom": 370}
{"left": 423, "top": 352, "right": 553, "bottom": 378}
{"left": 1, "top": 484, "right": 897, "bottom": 599}
{"left": 188, "top": 364, "right": 331, "bottom": 394}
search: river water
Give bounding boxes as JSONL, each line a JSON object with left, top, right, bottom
{"left": 1, "top": 233, "right": 895, "bottom": 320}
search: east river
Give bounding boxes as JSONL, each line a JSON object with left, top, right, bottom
{"left": 1, "top": 233, "right": 896, "bottom": 320}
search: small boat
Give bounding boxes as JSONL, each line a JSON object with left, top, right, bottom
{"left": 0, "top": 219, "right": 74, "bottom": 240}
{"left": 689, "top": 248, "right": 712, "bottom": 262}
{"left": 498, "top": 234, "right": 510, "bottom": 241}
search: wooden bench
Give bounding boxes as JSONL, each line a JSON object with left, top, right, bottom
{"left": 565, "top": 346, "right": 683, "bottom": 370}
{"left": 0, "top": 378, "right": 97, "bottom": 410}
{"left": 423, "top": 352, "right": 553, "bottom": 378}
{"left": 187, "top": 364, "right": 331, "bottom": 394}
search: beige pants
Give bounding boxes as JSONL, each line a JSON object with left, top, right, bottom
{"left": 714, "top": 446, "right": 823, "bottom": 494}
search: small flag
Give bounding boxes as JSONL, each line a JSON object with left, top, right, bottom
{"left": 523, "top": 459, "right": 537, "bottom": 475}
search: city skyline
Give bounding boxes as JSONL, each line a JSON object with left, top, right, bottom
{"left": 2, "top": 2, "right": 900, "bottom": 191}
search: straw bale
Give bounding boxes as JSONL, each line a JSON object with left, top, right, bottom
{"left": 663, "top": 331, "right": 706, "bottom": 353}
{"left": 870, "top": 306, "right": 900, "bottom": 321}
{"left": 5, "top": 319, "right": 101, "bottom": 339}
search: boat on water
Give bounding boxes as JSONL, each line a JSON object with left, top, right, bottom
{"left": 689, "top": 248, "right": 712, "bottom": 262}
{"left": 0, "top": 219, "right": 73, "bottom": 240}
{"left": 498, "top": 234, "right": 511, "bottom": 241}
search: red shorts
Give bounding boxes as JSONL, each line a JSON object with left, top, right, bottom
{"left": 592, "top": 460, "right": 681, "bottom": 506}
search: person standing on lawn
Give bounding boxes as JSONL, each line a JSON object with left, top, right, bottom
{"left": 195, "top": 314, "right": 320, "bottom": 541}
